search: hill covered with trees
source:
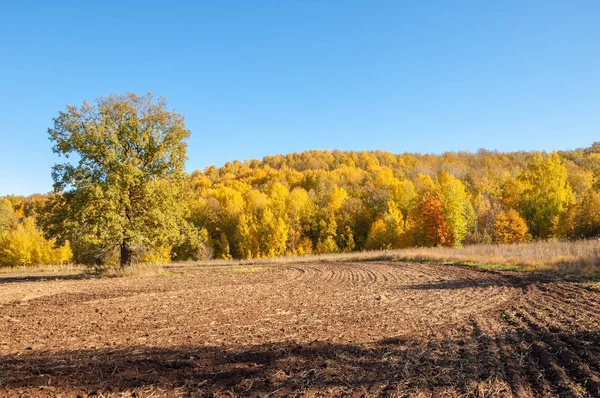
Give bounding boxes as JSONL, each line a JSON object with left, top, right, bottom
{"left": 2, "top": 143, "right": 600, "bottom": 266}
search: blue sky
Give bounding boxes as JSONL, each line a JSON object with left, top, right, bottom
{"left": 1, "top": 1, "right": 599, "bottom": 195}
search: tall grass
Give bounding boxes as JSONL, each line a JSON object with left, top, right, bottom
{"left": 186, "top": 239, "right": 600, "bottom": 276}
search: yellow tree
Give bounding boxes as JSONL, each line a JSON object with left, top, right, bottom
{"left": 328, "top": 186, "right": 348, "bottom": 212}
{"left": 237, "top": 190, "right": 289, "bottom": 258}
{"left": 260, "top": 207, "right": 288, "bottom": 257}
{"left": 338, "top": 197, "right": 370, "bottom": 250}
{"left": 237, "top": 213, "right": 257, "bottom": 259}
{"left": 269, "top": 183, "right": 289, "bottom": 219}
{"left": 266, "top": 183, "right": 290, "bottom": 256}
{"left": 571, "top": 190, "right": 600, "bottom": 238}
{"left": 437, "top": 171, "right": 469, "bottom": 246}
{"left": 0, "top": 199, "right": 15, "bottom": 235}
{"left": 218, "top": 231, "right": 232, "bottom": 259}
{"left": 285, "top": 188, "right": 313, "bottom": 255}
{"left": 390, "top": 179, "right": 416, "bottom": 226}
{"left": 340, "top": 225, "right": 355, "bottom": 252}
{"left": 414, "top": 173, "right": 435, "bottom": 201}
{"left": 365, "top": 201, "right": 405, "bottom": 249}
{"left": 317, "top": 214, "right": 339, "bottom": 254}
{"left": 14, "top": 203, "right": 25, "bottom": 221}
{"left": 237, "top": 190, "right": 266, "bottom": 258}
{"left": 383, "top": 201, "right": 404, "bottom": 246}
{"left": 0, "top": 218, "right": 72, "bottom": 267}
{"left": 492, "top": 210, "right": 529, "bottom": 244}
{"left": 518, "top": 152, "right": 575, "bottom": 238}
{"left": 365, "top": 219, "right": 389, "bottom": 250}
{"left": 317, "top": 186, "right": 348, "bottom": 253}
{"left": 193, "top": 185, "right": 245, "bottom": 259}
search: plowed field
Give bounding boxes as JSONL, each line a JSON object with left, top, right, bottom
{"left": 0, "top": 262, "right": 599, "bottom": 397}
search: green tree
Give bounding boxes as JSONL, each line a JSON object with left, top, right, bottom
{"left": 42, "top": 93, "right": 191, "bottom": 266}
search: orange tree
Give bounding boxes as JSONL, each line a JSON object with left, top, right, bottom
{"left": 416, "top": 197, "right": 451, "bottom": 247}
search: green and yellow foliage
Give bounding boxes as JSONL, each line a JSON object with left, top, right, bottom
{"left": 42, "top": 93, "right": 191, "bottom": 267}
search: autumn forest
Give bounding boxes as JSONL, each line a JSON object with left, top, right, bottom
{"left": 2, "top": 141, "right": 600, "bottom": 267}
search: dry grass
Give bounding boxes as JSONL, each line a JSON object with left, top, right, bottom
{"left": 3, "top": 240, "right": 598, "bottom": 278}
{"left": 95, "top": 262, "right": 167, "bottom": 277}
{"left": 183, "top": 239, "right": 600, "bottom": 276}
{"left": 0, "top": 263, "right": 85, "bottom": 275}
{"left": 0, "top": 262, "right": 169, "bottom": 280}
{"left": 384, "top": 239, "right": 600, "bottom": 275}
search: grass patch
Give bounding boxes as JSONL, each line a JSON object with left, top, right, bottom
{"left": 459, "top": 262, "right": 522, "bottom": 272}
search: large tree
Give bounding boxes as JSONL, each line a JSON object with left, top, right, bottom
{"left": 43, "top": 93, "right": 191, "bottom": 266}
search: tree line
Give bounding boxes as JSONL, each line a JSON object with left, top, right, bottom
{"left": 1, "top": 94, "right": 599, "bottom": 266}
{"left": 179, "top": 146, "right": 598, "bottom": 260}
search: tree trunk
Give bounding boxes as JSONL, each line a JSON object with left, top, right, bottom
{"left": 120, "top": 241, "right": 133, "bottom": 267}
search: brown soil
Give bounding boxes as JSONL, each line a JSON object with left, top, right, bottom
{"left": 0, "top": 262, "right": 599, "bottom": 397}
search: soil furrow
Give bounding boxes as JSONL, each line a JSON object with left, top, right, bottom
{"left": 502, "top": 309, "right": 578, "bottom": 397}
{"left": 517, "top": 305, "right": 600, "bottom": 397}
{"left": 1, "top": 261, "right": 599, "bottom": 397}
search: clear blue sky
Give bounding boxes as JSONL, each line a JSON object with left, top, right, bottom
{"left": 1, "top": 1, "right": 599, "bottom": 196}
